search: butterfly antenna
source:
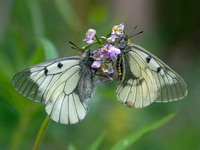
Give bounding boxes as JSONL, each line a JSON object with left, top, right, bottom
{"left": 129, "top": 31, "right": 143, "bottom": 38}
{"left": 69, "top": 41, "right": 82, "bottom": 51}
{"left": 128, "top": 26, "right": 143, "bottom": 39}
{"left": 128, "top": 25, "right": 138, "bottom": 38}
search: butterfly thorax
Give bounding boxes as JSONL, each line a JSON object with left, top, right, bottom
{"left": 76, "top": 50, "right": 97, "bottom": 101}
{"left": 114, "top": 36, "right": 132, "bottom": 53}
{"left": 80, "top": 50, "right": 95, "bottom": 70}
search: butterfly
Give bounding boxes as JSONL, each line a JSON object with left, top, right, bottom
{"left": 12, "top": 24, "right": 188, "bottom": 125}
{"left": 12, "top": 50, "right": 97, "bottom": 124}
{"left": 115, "top": 37, "right": 188, "bottom": 108}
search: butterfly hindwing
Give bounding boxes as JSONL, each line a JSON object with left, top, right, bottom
{"left": 116, "top": 43, "right": 188, "bottom": 108}
{"left": 12, "top": 55, "right": 95, "bottom": 124}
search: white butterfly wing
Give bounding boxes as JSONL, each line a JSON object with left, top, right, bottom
{"left": 116, "top": 44, "right": 188, "bottom": 108}
{"left": 13, "top": 56, "right": 94, "bottom": 124}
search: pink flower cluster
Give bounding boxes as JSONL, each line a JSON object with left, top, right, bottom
{"left": 91, "top": 43, "right": 121, "bottom": 69}
{"left": 107, "top": 24, "right": 124, "bottom": 43}
{"left": 83, "top": 29, "right": 96, "bottom": 44}
{"left": 82, "top": 24, "right": 125, "bottom": 83}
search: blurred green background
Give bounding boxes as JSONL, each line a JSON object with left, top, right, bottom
{"left": 0, "top": 0, "right": 200, "bottom": 150}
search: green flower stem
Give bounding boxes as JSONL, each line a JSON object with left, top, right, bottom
{"left": 82, "top": 32, "right": 112, "bottom": 52}
{"left": 95, "top": 35, "right": 102, "bottom": 45}
{"left": 82, "top": 41, "right": 98, "bottom": 52}
{"left": 82, "top": 44, "right": 95, "bottom": 52}
{"left": 32, "top": 115, "right": 50, "bottom": 150}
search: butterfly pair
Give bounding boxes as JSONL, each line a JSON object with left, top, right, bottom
{"left": 12, "top": 25, "right": 188, "bottom": 125}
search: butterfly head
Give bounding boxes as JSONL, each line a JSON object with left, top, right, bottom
{"left": 114, "top": 26, "right": 143, "bottom": 52}
{"left": 81, "top": 49, "right": 95, "bottom": 68}
{"left": 114, "top": 35, "right": 130, "bottom": 50}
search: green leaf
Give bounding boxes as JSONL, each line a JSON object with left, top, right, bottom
{"left": 111, "top": 111, "right": 177, "bottom": 150}
{"left": 26, "top": 0, "right": 45, "bottom": 37}
{"left": 28, "top": 46, "right": 44, "bottom": 65}
{"left": 87, "top": 132, "right": 105, "bottom": 150}
{"left": 35, "top": 38, "right": 58, "bottom": 60}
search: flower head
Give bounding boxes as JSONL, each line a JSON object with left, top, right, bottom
{"left": 102, "top": 63, "right": 114, "bottom": 74}
{"left": 83, "top": 29, "right": 96, "bottom": 44}
{"left": 97, "top": 63, "right": 114, "bottom": 84}
{"left": 91, "top": 56, "right": 103, "bottom": 68}
{"left": 107, "top": 24, "right": 124, "bottom": 43}
{"left": 107, "top": 45, "right": 121, "bottom": 61}
{"left": 83, "top": 23, "right": 125, "bottom": 84}
{"left": 112, "top": 24, "right": 124, "bottom": 37}
{"left": 91, "top": 43, "right": 121, "bottom": 69}
{"left": 91, "top": 43, "right": 121, "bottom": 84}
{"left": 100, "top": 44, "right": 121, "bottom": 61}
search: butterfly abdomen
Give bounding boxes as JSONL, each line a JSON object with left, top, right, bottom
{"left": 117, "top": 55, "right": 123, "bottom": 80}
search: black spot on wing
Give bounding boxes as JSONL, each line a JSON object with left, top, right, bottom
{"left": 57, "top": 62, "right": 63, "bottom": 68}
{"left": 44, "top": 67, "right": 48, "bottom": 75}
{"left": 157, "top": 67, "right": 161, "bottom": 73}
{"left": 146, "top": 56, "right": 151, "bottom": 63}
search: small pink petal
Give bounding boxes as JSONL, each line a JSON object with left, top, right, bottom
{"left": 91, "top": 61, "right": 101, "bottom": 68}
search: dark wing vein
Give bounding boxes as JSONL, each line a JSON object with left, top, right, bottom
{"left": 133, "top": 45, "right": 187, "bottom": 101}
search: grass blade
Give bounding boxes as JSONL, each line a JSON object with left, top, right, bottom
{"left": 111, "top": 111, "right": 177, "bottom": 150}
{"left": 87, "top": 132, "right": 105, "bottom": 150}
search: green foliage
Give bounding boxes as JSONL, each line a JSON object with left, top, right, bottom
{"left": 68, "top": 144, "right": 77, "bottom": 150}
{"left": 36, "top": 38, "right": 59, "bottom": 60}
{"left": 33, "top": 115, "right": 51, "bottom": 150}
{"left": 87, "top": 132, "right": 105, "bottom": 150}
{"left": 110, "top": 112, "right": 176, "bottom": 150}
{"left": 0, "top": 0, "right": 199, "bottom": 150}
{"left": 54, "top": 0, "right": 81, "bottom": 32}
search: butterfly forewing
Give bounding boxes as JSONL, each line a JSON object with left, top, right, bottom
{"left": 116, "top": 48, "right": 158, "bottom": 108}
{"left": 116, "top": 43, "right": 188, "bottom": 108}
{"left": 131, "top": 44, "right": 188, "bottom": 102}
{"left": 12, "top": 54, "right": 95, "bottom": 124}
